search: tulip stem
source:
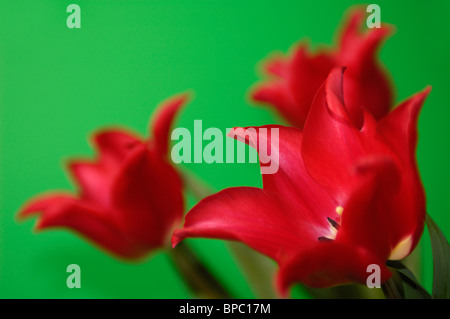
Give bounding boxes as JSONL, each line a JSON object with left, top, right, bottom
{"left": 181, "top": 169, "right": 215, "bottom": 200}
{"left": 169, "top": 241, "right": 231, "bottom": 299}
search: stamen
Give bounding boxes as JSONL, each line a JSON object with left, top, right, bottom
{"left": 327, "top": 217, "right": 340, "bottom": 230}
{"left": 318, "top": 236, "right": 334, "bottom": 242}
{"left": 336, "top": 206, "right": 344, "bottom": 215}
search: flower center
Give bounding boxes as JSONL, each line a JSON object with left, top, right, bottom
{"left": 318, "top": 215, "right": 341, "bottom": 242}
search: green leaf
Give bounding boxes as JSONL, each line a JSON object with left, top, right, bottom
{"left": 386, "top": 260, "right": 431, "bottom": 299}
{"left": 426, "top": 214, "right": 450, "bottom": 299}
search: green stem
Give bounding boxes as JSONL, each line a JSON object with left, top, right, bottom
{"left": 169, "top": 241, "right": 231, "bottom": 299}
{"left": 227, "top": 242, "right": 278, "bottom": 298}
{"left": 181, "top": 169, "right": 215, "bottom": 200}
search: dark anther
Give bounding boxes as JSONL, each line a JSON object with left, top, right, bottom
{"left": 318, "top": 236, "right": 333, "bottom": 242}
{"left": 327, "top": 217, "right": 340, "bottom": 230}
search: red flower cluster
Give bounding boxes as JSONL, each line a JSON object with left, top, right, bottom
{"left": 173, "top": 8, "right": 430, "bottom": 293}
{"left": 19, "top": 7, "right": 431, "bottom": 296}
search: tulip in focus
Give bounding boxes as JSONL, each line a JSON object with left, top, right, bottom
{"left": 174, "top": 68, "right": 430, "bottom": 294}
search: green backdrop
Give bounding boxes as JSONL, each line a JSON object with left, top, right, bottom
{"left": 0, "top": 0, "right": 449, "bottom": 298}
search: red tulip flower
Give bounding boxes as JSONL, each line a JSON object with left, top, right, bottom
{"left": 173, "top": 68, "right": 430, "bottom": 293}
{"left": 18, "top": 94, "right": 188, "bottom": 260}
{"left": 252, "top": 7, "right": 393, "bottom": 129}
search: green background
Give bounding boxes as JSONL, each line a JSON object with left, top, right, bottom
{"left": 0, "top": 0, "right": 448, "bottom": 298}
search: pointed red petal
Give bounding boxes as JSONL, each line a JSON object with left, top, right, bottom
{"left": 377, "top": 87, "right": 431, "bottom": 250}
{"left": 263, "top": 54, "right": 288, "bottom": 76}
{"left": 338, "top": 8, "right": 395, "bottom": 126}
{"left": 18, "top": 192, "right": 73, "bottom": 220}
{"left": 92, "top": 129, "right": 142, "bottom": 166}
{"left": 151, "top": 93, "right": 189, "bottom": 157}
{"left": 173, "top": 187, "right": 327, "bottom": 262}
{"left": 378, "top": 87, "right": 431, "bottom": 167}
{"left": 21, "top": 195, "right": 146, "bottom": 259}
{"left": 339, "top": 8, "right": 394, "bottom": 67}
{"left": 112, "top": 144, "right": 184, "bottom": 248}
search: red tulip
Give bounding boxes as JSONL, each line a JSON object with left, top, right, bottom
{"left": 18, "top": 94, "right": 188, "bottom": 259}
{"left": 252, "top": 7, "right": 393, "bottom": 129}
{"left": 173, "top": 68, "right": 430, "bottom": 293}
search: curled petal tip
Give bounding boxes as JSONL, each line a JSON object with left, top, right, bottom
{"left": 422, "top": 85, "right": 432, "bottom": 95}
{"left": 17, "top": 204, "right": 35, "bottom": 221}
{"left": 17, "top": 208, "right": 35, "bottom": 221}
{"left": 226, "top": 126, "right": 259, "bottom": 150}
{"left": 249, "top": 84, "right": 264, "bottom": 101}
{"left": 151, "top": 92, "right": 191, "bottom": 156}
{"left": 261, "top": 53, "right": 287, "bottom": 76}
{"left": 402, "top": 85, "right": 432, "bottom": 113}
{"left": 171, "top": 231, "right": 183, "bottom": 248}
{"left": 34, "top": 219, "right": 48, "bottom": 232}
{"left": 178, "top": 90, "right": 194, "bottom": 101}
{"left": 165, "top": 91, "right": 193, "bottom": 108}
{"left": 182, "top": 90, "right": 195, "bottom": 101}
{"left": 17, "top": 193, "right": 71, "bottom": 221}
{"left": 152, "top": 92, "right": 190, "bottom": 125}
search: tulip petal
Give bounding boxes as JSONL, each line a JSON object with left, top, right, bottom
{"left": 252, "top": 45, "right": 335, "bottom": 129}
{"left": 288, "top": 44, "right": 336, "bottom": 127}
{"left": 339, "top": 7, "right": 393, "bottom": 64}
{"left": 67, "top": 160, "right": 113, "bottom": 207}
{"left": 377, "top": 87, "right": 431, "bottom": 249}
{"left": 277, "top": 241, "right": 391, "bottom": 293}
{"left": 112, "top": 144, "right": 184, "bottom": 248}
{"left": 67, "top": 129, "right": 142, "bottom": 206}
{"left": 173, "top": 187, "right": 330, "bottom": 262}
{"left": 338, "top": 8, "right": 394, "bottom": 127}
{"left": 151, "top": 93, "right": 189, "bottom": 157}
{"left": 263, "top": 54, "right": 288, "bottom": 77}
{"left": 378, "top": 87, "right": 431, "bottom": 169}
{"left": 227, "top": 125, "right": 336, "bottom": 222}
{"left": 251, "top": 80, "right": 299, "bottom": 126}
{"left": 18, "top": 192, "right": 73, "bottom": 219}
{"left": 20, "top": 194, "right": 146, "bottom": 259}
{"left": 302, "top": 67, "right": 395, "bottom": 203}
{"left": 337, "top": 156, "right": 405, "bottom": 260}
{"left": 93, "top": 129, "right": 142, "bottom": 166}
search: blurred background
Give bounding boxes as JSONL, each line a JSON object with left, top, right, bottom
{"left": 0, "top": 0, "right": 449, "bottom": 298}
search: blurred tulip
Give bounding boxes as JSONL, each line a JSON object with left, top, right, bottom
{"left": 252, "top": 7, "right": 394, "bottom": 129}
{"left": 19, "top": 94, "right": 188, "bottom": 259}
